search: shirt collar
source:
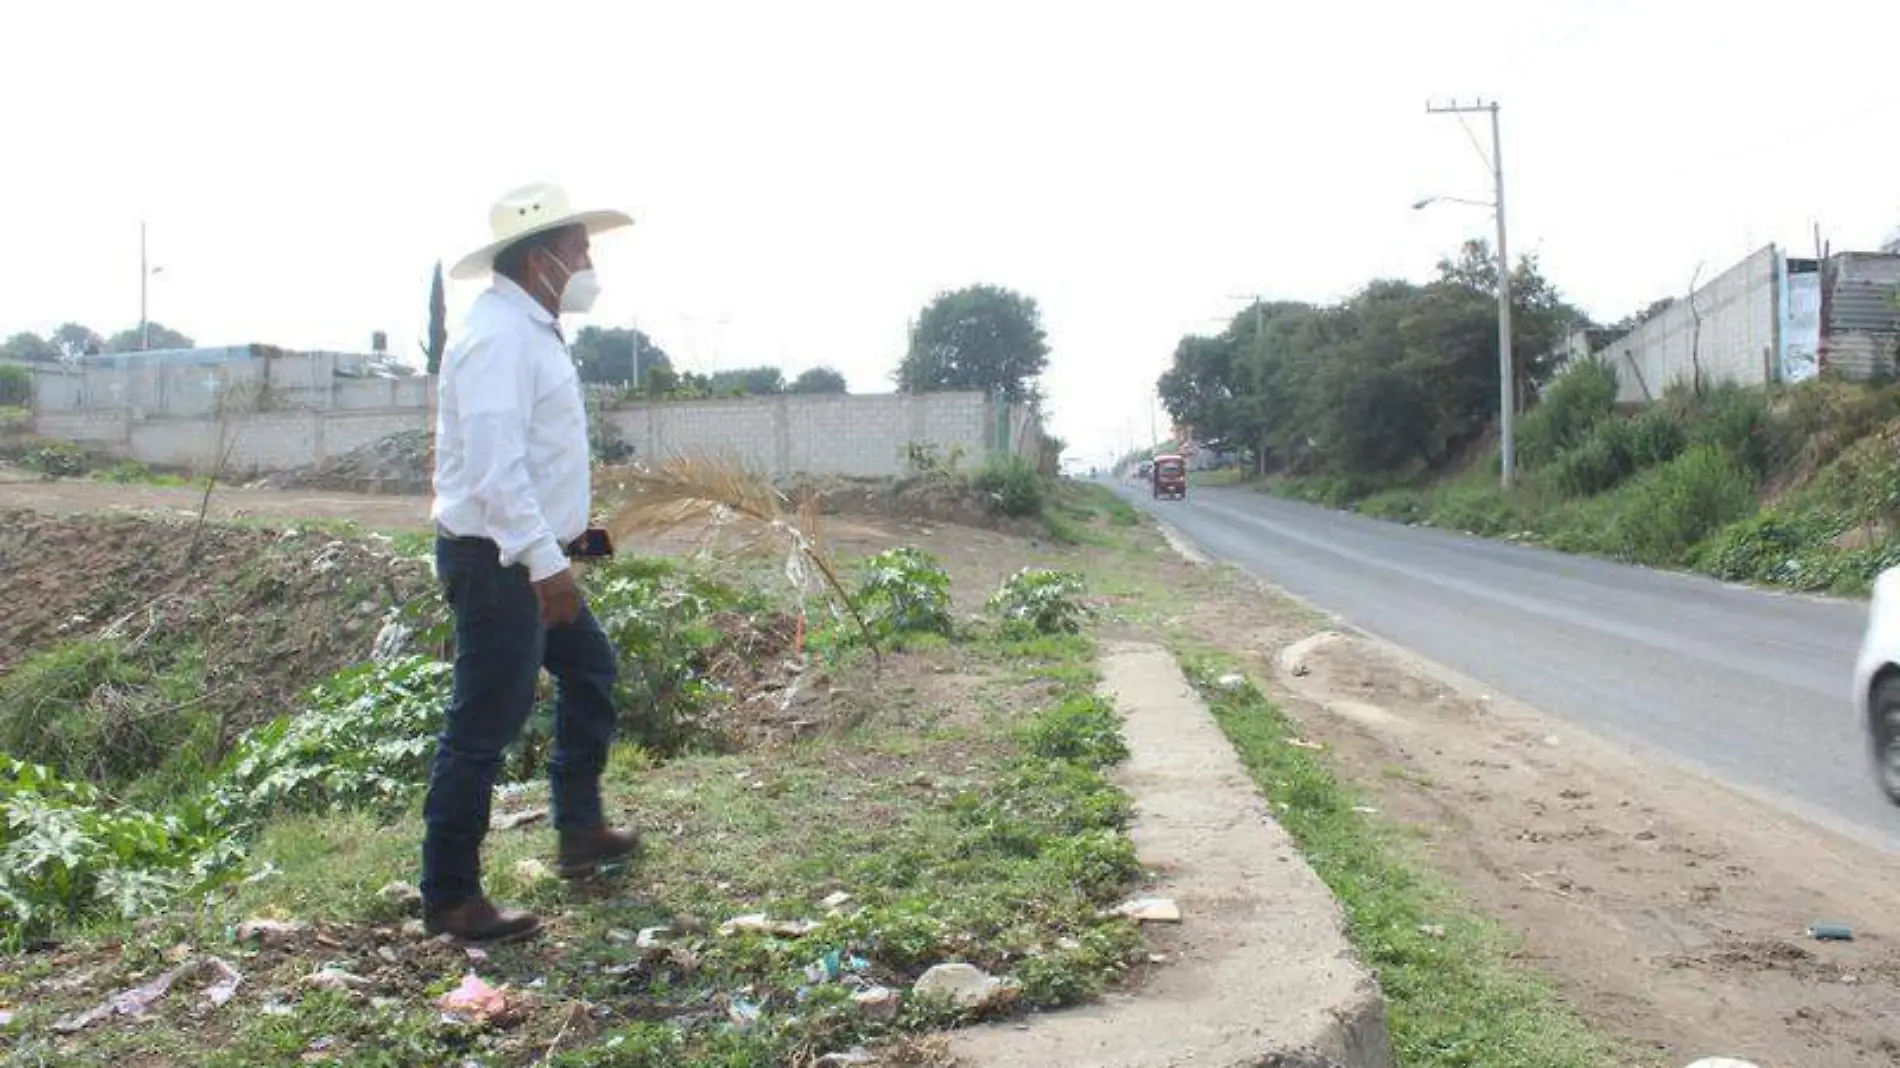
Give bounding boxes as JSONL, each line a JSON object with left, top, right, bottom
{"left": 492, "top": 275, "right": 558, "bottom": 330}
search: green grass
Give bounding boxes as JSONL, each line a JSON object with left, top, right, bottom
{"left": 5, "top": 620, "right": 1147, "bottom": 1067}
{"left": 1178, "top": 652, "right": 1646, "bottom": 1068}
{"left": 1041, "top": 480, "right": 1142, "bottom": 545}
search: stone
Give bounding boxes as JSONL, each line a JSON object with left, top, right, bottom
{"left": 235, "top": 919, "right": 310, "bottom": 947}
{"left": 303, "top": 967, "right": 372, "bottom": 991}
{"left": 853, "top": 985, "right": 901, "bottom": 1021}
{"left": 913, "top": 962, "right": 1014, "bottom": 1010}
{"left": 1113, "top": 897, "right": 1183, "bottom": 923}
{"left": 378, "top": 882, "right": 422, "bottom": 911}
{"left": 821, "top": 891, "right": 853, "bottom": 909}
{"left": 636, "top": 926, "right": 670, "bottom": 949}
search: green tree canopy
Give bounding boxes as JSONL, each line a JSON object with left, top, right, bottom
{"left": 0, "top": 333, "right": 60, "bottom": 363}
{"left": 897, "top": 284, "right": 1049, "bottom": 402}
{"left": 1158, "top": 242, "right": 1588, "bottom": 478}
{"left": 51, "top": 323, "right": 104, "bottom": 359}
{"left": 104, "top": 323, "right": 195, "bottom": 353}
{"left": 572, "top": 326, "right": 671, "bottom": 386}
{"left": 789, "top": 366, "right": 848, "bottom": 394}
{"left": 707, "top": 366, "right": 786, "bottom": 396}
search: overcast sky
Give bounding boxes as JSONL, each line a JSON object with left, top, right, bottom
{"left": 5, "top": 0, "right": 1897, "bottom": 468}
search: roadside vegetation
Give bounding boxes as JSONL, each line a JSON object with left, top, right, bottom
{"left": 1178, "top": 656, "right": 1645, "bottom": 1067}
{"left": 0, "top": 497, "right": 1145, "bottom": 1067}
{"left": 1278, "top": 369, "right": 1900, "bottom": 595}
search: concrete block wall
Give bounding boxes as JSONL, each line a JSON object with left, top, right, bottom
{"left": 28, "top": 389, "right": 1026, "bottom": 479}
{"left": 26, "top": 350, "right": 432, "bottom": 417}
{"left": 603, "top": 392, "right": 999, "bottom": 479}
{"left": 1595, "top": 245, "right": 1780, "bottom": 404}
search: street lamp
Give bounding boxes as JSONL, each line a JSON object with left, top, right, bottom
{"left": 139, "top": 221, "right": 166, "bottom": 352}
{"left": 1423, "top": 98, "right": 1514, "bottom": 489}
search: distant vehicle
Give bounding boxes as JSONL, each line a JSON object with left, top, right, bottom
{"left": 1855, "top": 567, "right": 1900, "bottom": 804}
{"left": 1137, "top": 460, "right": 1154, "bottom": 481}
{"left": 1151, "top": 453, "right": 1187, "bottom": 500}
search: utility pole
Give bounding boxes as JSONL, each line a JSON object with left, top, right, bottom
{"left": 139, "top": 221, "right": 149, "bottom": 352}
{"left": 1426, "top": 98, "right": 1514, "bottom": 489}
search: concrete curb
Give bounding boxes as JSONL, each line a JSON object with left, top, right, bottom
{"left": 946, "top": 642, "right": 1392, "bottom": 1068}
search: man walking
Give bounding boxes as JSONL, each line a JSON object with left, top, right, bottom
{"left": 423, "top": 182, "right": 640, "bottom": 942}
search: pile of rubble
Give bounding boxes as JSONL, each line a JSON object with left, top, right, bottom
{"left": 254, "top": 429, "right": 433, "bottom": 495}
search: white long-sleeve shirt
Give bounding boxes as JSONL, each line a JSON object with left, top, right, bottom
{"left": 431, "top": 276, "right": 591, "bottom": 583}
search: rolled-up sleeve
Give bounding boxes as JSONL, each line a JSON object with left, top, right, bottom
{"left": 453, "top": 330, "right": 568, "bottom": 582}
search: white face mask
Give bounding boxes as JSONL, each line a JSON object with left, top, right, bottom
{"left": 536, "top": 248, "right": 602, "bottom": 315}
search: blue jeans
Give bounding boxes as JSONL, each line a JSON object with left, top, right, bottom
{"left": 421, "top": 536, "right": 619, "bottom": 909}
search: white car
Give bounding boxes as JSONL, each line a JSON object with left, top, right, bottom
{"left": 1854, "top": 567, "right": 1900, "bottom": 804}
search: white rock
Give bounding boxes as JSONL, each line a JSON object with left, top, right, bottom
{"left": 821, "top": 891, "right": 853, "bottom": 909}
{"left": 636, "top": 926, "right": 670, "bottom": 949}
{"left": 1215, "top": 673, "right": 1248, "bottom": 691}
{"left": 1113, "top": 897, "right": 1183, "bottom": 923}
{"left": 852, "top": 985, "right": 900, "bottom": 1021}
{"left": 303, "top": 967, "right": 371, "bottom": 991}
{"left": 235, "top": 919, "right": 310, "bottom": 947}
{"left": 913, "top": 962, "right": 1013, "bottom": 1009}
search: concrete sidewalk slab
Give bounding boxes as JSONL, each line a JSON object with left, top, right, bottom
{"left": 947, "top": 642, "right": 1391, "bottom": 1068}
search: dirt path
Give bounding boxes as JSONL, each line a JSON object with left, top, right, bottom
{"left": 1144, "top": 544, "right": 1900, "bottom": 1067}
{"left": 0, "top": 472, "right": 433, "bottom": 530}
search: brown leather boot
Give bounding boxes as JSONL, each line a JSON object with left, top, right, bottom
{"left": 423, "top": 896, "right": 542, "bottom": 943}
{"left": 557, "top": 825, "right": 644, "bottom": 878}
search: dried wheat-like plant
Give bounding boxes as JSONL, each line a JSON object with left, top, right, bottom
{"left": 596, "top": 454, "right": 878, "bottom": 658}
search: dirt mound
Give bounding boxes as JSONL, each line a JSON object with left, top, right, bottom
{"left": 0, "top": 509, "right": 438, "bottom": 742}
{"left": 789, "top": 474, "right": 1041, "bottom": 536}
{"left": 253, "top": 429, "right": 433, "bottom": 495}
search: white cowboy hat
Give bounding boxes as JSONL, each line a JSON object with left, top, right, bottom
{"left": 449, "top": 182, "right": 633, "bottom": 281}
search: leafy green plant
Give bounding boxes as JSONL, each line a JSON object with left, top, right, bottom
{"left": 1516, "top": 361, "right": 1618, "bottom": 469}
{"left": 0, "top": 756, "right": 239, "bottom": 943}
{"left": 902, "top": 441, "right": 966, "bottom": 480}
{"left": 587, "top": 557, "right": 743, "bottom": 754}
{"left": 973, "top": 454, "right": 1046, "bottom": 517}
{"left": 0, "top": 639, "right": 215, "bottom": 790}
{"left": 206, "top": 655, "right": 452, "bottom": 824}
{"left": 1607, "top": 444, "right": 1759, "bottom": 566}
{"left": 856, "top": 547, "right": 954, "bottom": 640}
{"left": 17, "top": 441, "right": 87, "bottom": 478}
{"left": 0, "top": 365, "right": 29, "bottom": 408}
{"left": 989, "top": 568, "right": 1089, "bottom": 636}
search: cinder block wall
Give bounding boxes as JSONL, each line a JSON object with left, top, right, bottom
{"left": 30, "top": 390, "right": 1022, "bottom": 479}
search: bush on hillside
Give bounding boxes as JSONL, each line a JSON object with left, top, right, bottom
{"left": 1681, "top": 385, "right": 1773, "bottom": 478}
{"left": 1517, "top": 361, "right": 1617, "bottom": 469}
{"left": 973, "top": 454, "right": 1046, "bottom": 518}
{"left": 1606, "top": 444, "right": 1759, "bottom": 566}
{"left": 0, "top": 364, "right": 30, "bottom": 408}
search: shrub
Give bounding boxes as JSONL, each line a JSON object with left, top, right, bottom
{"left": 856, "top": 547, "right": 954, "bottom": 640}
{"left": 1545, "top": 419, "right": 1637, "bottom": 498}
{"left": 1017, "top": 694, "right": 1127, "bottom": 769}
{"left": 989, "top": 568, "right": 1089, "bottom": 636}
{"left": 0, "top": 756, "right": 238, "bottom": 942}
{"left": 1625, "top": 406, "right": 1687, "bottom": 469}
{"left": 1518, "top": 361, "right": 1617, "bottom": 469}
{"left": 16, "top": 440, "right": 88, "bottom": 478}
{"left": 0, "top": 365, "right": 30, "bottom": 408}
{"left": 1697, "top": 511, "right": 1850, "bottom": 590}
{"left": 206, "top": 655, "right": 452, "bottom": 824}
{"left": 1683, "top": 384, "right": 1772, "bottom": 477}
{"left": 973, "top": 454, "right": 1046, "bottom": 518}
{"left": 587, "top": 557, "right": 744, "bottom": 754}
{"left": 0, "top": 640, "right": 215, "bottom": 789}
{"left": 1424, "top": 482, "right": 1525, "bottom": 537}
{"left": 1606, "top": 444, "right": 1759, "bottom": 566}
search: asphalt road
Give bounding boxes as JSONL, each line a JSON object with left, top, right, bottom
{"left": 1116, "top": 480, "right": 1900, "bottom": 851}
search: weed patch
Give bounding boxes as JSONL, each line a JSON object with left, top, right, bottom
{"left": 1179, "top": 655, "right": 1641, "bottom": 1068}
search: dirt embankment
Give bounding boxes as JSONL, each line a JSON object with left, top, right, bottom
{"left": 0, "top": 509, "right": 438, "bottom": 738}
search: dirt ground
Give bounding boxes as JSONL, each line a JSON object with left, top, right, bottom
{"left": 18, "top": 476, "right": 1899, "bottom": 1064}
{"left": 1145, "top": 539, "right": 1900, "bottom": 1068}
{"left": 0, "top": 470, "right": 433, "bottom": 530}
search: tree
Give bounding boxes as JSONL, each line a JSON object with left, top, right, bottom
{"left": 51, "top": 323, "right": 104, "bottom": 360}
{"left": 0, "top": 333, "right": 59, "bottom": 363}
{"left": 104, "top": 323, "right": 194, "bottom": 353}
{"left": 422, "top": 261, "right": 447, "bottom": 375}
{"left": 572, "top": 326, "right": 671, "bottom": 386}
{"left": 789, "top": 366, "right": 848, "bottom": 394}
{"left": 897, "top": 284, "right": 1049, "bottom": 402}
{"left": 707, "top": 366, "right": 786, "bottom": 396}
{"left": 1156, "top": 242, "right": 1585, "bottom": 480}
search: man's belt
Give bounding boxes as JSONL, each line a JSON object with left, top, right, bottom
{"left": 435, "top": 527, "right": 616, "bottom": 560}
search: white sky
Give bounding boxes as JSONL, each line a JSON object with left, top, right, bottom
{"left": 4, "top": 1, "right": 1897, "bottom": 469}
